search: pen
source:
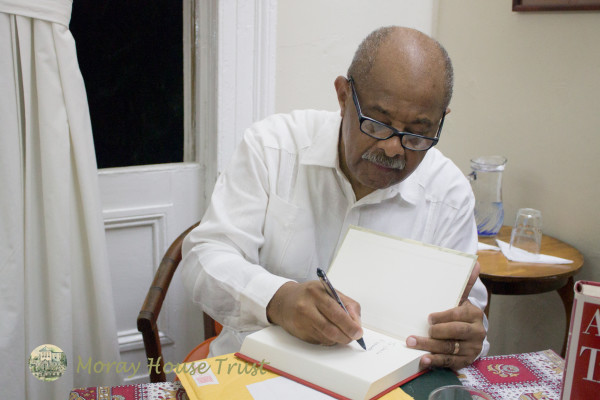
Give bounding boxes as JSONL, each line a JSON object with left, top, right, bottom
{"left": 316, "top": 267, "right": 367, "bottom": 350}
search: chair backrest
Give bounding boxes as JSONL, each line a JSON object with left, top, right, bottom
{"left": 137, "top": 221, "right": 219, "bottom": 382}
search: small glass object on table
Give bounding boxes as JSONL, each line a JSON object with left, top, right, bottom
{"left": 428, "top": 385, "right": 493, "bottom": 400}
{"left": 509, "top": 208, "right": 543, "bottom": 255}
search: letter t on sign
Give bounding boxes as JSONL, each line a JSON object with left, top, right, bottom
{"left": 579, "top": 346, "right": 600, "bottom": 383}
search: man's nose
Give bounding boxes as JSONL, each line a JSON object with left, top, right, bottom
{"left": 377, "top": 135, "right": 405, "bottom": 158}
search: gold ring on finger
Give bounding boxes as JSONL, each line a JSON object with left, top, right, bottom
{"left": 453, "top": 341, "right": 460, "bottom": 355}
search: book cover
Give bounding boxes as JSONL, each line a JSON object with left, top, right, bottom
{"left": 177, "top": 353, "right": 279, "bottom": 400}
{"left": 561, "top": 280, "right": 600, "bottom": 400}
{"left": 237, "top": 226, "right": 477, "bottom": 400}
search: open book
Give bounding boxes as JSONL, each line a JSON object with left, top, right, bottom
{"left": 236, "top": 226, "right": 477, "bottom": 400}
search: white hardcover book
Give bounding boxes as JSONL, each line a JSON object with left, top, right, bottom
{"left": 237, "top": 226, "right": 477, "bottom": 400}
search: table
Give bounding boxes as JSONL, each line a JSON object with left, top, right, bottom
{"left": 477, "top": 225, "right": 584, "bottom": 356}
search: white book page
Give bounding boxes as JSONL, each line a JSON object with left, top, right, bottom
{"left": 246, "top": 376, "right": 337, "bottom": 400}
{"left": 241, "top": 326, "right": 425, "bottom": 399}
{"left": 581, "top": 283, "right": 600, "bottom": 297}
{"left": 328, "top": 226, "right": 476, "bottom": 339}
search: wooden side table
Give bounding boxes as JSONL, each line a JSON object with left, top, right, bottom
{"left": 477, "top": 226, "right": 584, "bottom": 356}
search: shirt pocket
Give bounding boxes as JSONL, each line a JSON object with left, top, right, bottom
{"left": 260, "top": 193, "right": 316, "bottom": 281}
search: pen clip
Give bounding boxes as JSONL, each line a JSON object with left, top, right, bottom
{"left": 317, "top": 268, "right": 348, "bottom": 313}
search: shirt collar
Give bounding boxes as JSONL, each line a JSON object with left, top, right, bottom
{"left": 299, "top": 112, "right": 341, "bottom": 168}
{"left": 393, "top": 150, "right": 434, "bottom": 205}
{"left": 352, "top": 177, "right": 417, "bottom": 206}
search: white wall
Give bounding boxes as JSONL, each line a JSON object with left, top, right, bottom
{"left": 275, "top": 0, "right": 435, "bottom": 113}
{"left": 436, "top": 1, "right": 600, "bottom": 356}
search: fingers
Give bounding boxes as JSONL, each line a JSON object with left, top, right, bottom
{"left": 406, "top": 301, "right": 486, "bottom": 370}
{"left": 406, "top": 335, "right": 482, "bottom": 370}
{"left": 266, "top": 281, "right": 363, "bottom": 346}
{"left": 337, "top": 291, "right": 362, "bottom": 324}
{"left": 317, "top": 290, "right": 363, "bottom": 339}
{"left": 460, "top": 261, "right": 480, "bottom": 305}
{"left": 315, "top": 296, "right": 362, "bottom": 343}
{"left": 419, "top": 351, "right": 474, "bottom": 370}
{"left": 429, "top": 300, "right": 483, "bottom": 328}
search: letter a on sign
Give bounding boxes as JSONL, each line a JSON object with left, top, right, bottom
{"left": 583, "top": 309, "right": 600, "bottom": 336}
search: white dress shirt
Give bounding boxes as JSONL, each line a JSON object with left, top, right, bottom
{"left": 181, "top": 109, "right": 489, "bottom": 357}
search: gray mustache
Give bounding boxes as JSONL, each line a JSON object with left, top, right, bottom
{"left": 361, "top": 151, "right": 406, "bottom": 170}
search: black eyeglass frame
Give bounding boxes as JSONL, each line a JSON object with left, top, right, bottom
{"left": 347, "top": 76, "right": 445, "bottom": 151}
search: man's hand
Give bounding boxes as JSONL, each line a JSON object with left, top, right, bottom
{"left": 406, "top": 262, "right": 486, "bottom": 370}
{"left": 266, "top": 281, "right": 363, "bottom": 345}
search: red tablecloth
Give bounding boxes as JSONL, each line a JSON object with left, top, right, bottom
{"left": 457, "top": 350, "right": 564, "bottom": 400}
{"left": 69, "top": 381, "right": 188, "bottom": 400}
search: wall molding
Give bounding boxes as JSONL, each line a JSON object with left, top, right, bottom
{"left": 104, "top": 210, "right": 169, "bottom": 270}
{"left": 103, "top": 207, "right": 173, "bottom": 353}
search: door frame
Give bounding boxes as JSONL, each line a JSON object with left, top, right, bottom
{"left": 189, "top": 0, "right": 277, "bottom": 200}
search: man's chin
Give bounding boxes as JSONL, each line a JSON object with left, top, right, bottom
{"left": 361, "top": 168, "right": 415, "bottom": 190}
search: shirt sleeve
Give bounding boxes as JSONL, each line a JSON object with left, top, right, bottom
{"left": 180, "top": 129, "right": 293, "bottom": 332}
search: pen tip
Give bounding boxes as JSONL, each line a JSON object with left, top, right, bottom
{"left": 357, "top": 338, "right": 366, "bottom": 350}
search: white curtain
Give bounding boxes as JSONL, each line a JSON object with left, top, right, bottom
{"left": 0, "top": 0, "right": 122, "bottom": 398}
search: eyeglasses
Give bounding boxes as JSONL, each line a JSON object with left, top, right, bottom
{"left": 348, "top": 77, "right": 445, "bottom": 151}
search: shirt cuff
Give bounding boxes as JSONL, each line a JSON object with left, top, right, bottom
{"left": 240, "top": 271, "right": 294, "bottom": 327}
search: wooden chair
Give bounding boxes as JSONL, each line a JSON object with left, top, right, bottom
{"left": 137, "top": 221, "right": 222, "bottom": 382}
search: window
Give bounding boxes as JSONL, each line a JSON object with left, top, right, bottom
{"left": 70, "top": 0, "right": 184, "bottom": 168}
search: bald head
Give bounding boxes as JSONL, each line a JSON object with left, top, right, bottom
{"left": 347, "top": 26, "right": 453, "bottom": 111}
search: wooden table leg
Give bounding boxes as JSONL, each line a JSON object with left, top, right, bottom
{"left": 558, "top": 276, "right": 575, "bottom": 357}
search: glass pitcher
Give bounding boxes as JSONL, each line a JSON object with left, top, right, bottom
{"left": 468, "top": 156, "right": 507, "bottom": 237}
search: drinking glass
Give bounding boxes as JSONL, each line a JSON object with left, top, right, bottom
{"left": 509, "top": 208, "right": 543, "bottom": 254}
{"left": 428, "top": 385, "right": 493, "bottom": 400}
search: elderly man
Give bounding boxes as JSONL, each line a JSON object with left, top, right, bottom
{"left": 181, "top": 26, "right": 488, "bottom": 370}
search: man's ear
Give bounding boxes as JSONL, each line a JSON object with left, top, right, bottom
{"left": 334, "top": 76, "right": 349, "bottom": 118}
{"left": 445, "top": 107, "right": 451, "bottom": 116}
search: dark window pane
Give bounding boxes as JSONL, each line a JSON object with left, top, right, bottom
{"left": 70, "top": 0, "right": 183, "bottom": 168}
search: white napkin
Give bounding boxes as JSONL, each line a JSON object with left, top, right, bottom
{"left": 496, "top": 239, "right": 573, "bottom": 264}
{"left": 478, "top": 242, "right": 500, "bottom": 251}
